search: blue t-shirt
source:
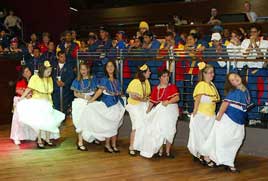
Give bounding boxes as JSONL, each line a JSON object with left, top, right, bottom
{"left": 71, "top": 77, "right": 97, "bottom": 93}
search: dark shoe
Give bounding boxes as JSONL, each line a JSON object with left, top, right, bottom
{"left": 93, "top": 140, "right": 101, "bottom": 145}
{"left": 129, "top": 149, "right": 137, "bottom": 156}
{"left": 225, "top": 166, "right": 240, "bottom": 173}
{"left": 44, "top": 140, "right": 55, "bottom": 147}
{"left": 77, "top": 144, "right": 88, "bottom": 151}
{"left": 104, "top": 146, "right": 113, "bottom": 153}
{"left": 206, "top": 160, "right": 216, "bottom": 168}
{"left": 112, "top": 146, "right": 120, "bottom": 153}
{"left": 198, "top": 156, "right": 207, "bottom": 166}
{"left": 37, "top": 142, "right": 45, "bottom": 149}
{"left": 166, "top": 152, "right": 175, "bottom": 159}
{"left": 192, "top": 156, "right": 199, "bottom": 162}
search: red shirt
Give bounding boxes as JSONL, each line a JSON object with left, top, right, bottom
{"left": 38, "top": 43, "right": 48, "bottom": 54}
{"left": 150, "top": 84, "right": 179, "bottom": 104}
{"left": 16, "top": 79, "right": 28, "bottom": 96}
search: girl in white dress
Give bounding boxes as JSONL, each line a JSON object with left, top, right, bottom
{"left": 16, "top": 61, "right": 65, "bottom": 148}
{"left": 187, "top": 62, "right": 220, "bottom": 164}
{"left": 126, "top": 64, "right": 151, "bottom": 156}
{"left": 78, "top": 60, "right": 125, "bottom": 153}
{"left": 71, "top": 62, "right": 97, "bottom": 151}
{"left": 200, "top": 73, "right": 250, "bottom": 172}
{"left": 134, "top": 69, "right": 179, "bottom": 158}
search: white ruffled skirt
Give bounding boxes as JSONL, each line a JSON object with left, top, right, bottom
{"left": 134, "top": 103, "right": 179, "bottom": 158}
{"left": 200, "top": 113, "right": 245, "bottom": 167}
{"left": 16, "top": 98, "right": 65, "bottom": 136}
{"left": 77, "top": 101, "right": 125, "bottom": 143}
{"left": 126, "top": 102, "right": 148, "bottom": 130}
{"left": 187, "top": 112, "right": 215, "bottom": 157}
{"left": 71, "top": 98, "right": 88, "bottom": 130}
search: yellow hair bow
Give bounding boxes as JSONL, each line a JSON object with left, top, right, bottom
{"left": 140, "top": 64, "right": 148, "bottom": 71}
{"left": 44, "top": 60, "right": 51, "bottom": 68}
{"left": 198, "top": 62, "right": 206, "bottom": 70}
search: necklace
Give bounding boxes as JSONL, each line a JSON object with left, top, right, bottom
{"left": 157, "top": 85, "right": 167, "bottom": 101}
{"left": 80, "top": 78, "right": 91, "bottom": 91}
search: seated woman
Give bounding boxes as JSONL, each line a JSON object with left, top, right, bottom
{"left": 200, "top": 72, "right": 250, "bottom": 173}
{"left": 78, "top": 60, "right": 125, "bottom": 153}
{"left": 10, "top": 66, "right": 36, "bottom": 145}
{"left": 16, "top": 61, "right": 65, "bottom": 149}
{"left": 126, "top": 64, "right": 151, "bottom": 156}
{"left": 134, "top": 69, "right": 180, "bottom": 158}
{"left": 71, "top": 62, "right": 98, "bottom": 151}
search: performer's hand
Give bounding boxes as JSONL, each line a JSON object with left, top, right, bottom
{"left": 191, "top": 111, "right": 197, "bottom": 117}
{"left": 162, "top": 101, "right": 169, "bottom": 107}
{"left": 146, "top": 108, "right": 151, "bottom": 114}
{"left": 57, "top": 80, "right": 65, "bottom": 87}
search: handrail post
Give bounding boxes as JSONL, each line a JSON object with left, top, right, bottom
{"left": 168, "top": 46, "right": 175, "bottom": 84}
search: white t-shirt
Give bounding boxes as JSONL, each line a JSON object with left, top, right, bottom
{"left": 4, "top": 15, "right": 21, "bottom": 29}
{"left": 240, "top": 38, "right": 268, "bottom": 68}
{"left": 246, "top": 11, "right": 258, "bottom": 22}
{"left": 227, "top": 43, "right": 244, "bottom": 68}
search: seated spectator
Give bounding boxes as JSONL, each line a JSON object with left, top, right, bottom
{"left": 0, "top": 28, "right": 9, "bottom": 48}
{"left": 5, "top": 37, "right": 22, "bottom": 53}
{"left": 137, "top": 21, "right": 149, "bottom": 38}
{"left": 209, "top": 33, "right": 227, "bottom": 62}
{"left": 38, "top": 32, "right": 50, "bottom": 54}
{"left": 26, "top": 47, "right": 43, "bottom": 73}
{"left": 0, "top": 44, "right": 4, "bottom": 54}
{"left": 160, "top": 31, "right": 176, "bottom": 50}
{"left": 79, "top": 39, "right": 88, "bottom": 52}
{"left": 115, "top": 31, "right": 127, "bottom": 49}
{"left": 227, "top": 30, "right": 244, "bottom": 64}
{"left": 4, "top": 10, "right": 21, "bottom": 37}
{"left": 87, "top": 34, "right": 98, "bottom": 52}
{"left": 29, "top": 33, "right": 38, "bottom": 47}
{"left": 96, "top": 26, "right": 112, "bottom": 51}
{"left": 42, "top": 41, "right": 56, "bottom": 65}
{"left": 128, "top": 36, "right": 143, "bottom": 53}
{"left": 71, "top": 30, "right": 81, "bottom": 47}
{"left": 142, "top": 30, "right": 160, "bottom": 51}
{"left": 244, "top": 1, "right": 257, "bottom": 22}
{"left": 207, "top": 8, "right": 221, "bottom": 25}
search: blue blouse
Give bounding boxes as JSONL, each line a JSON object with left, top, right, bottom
{"left": 224, "top": 89, "right": 251, "bottom": 125}
{"left": 98, "top": 77, "right": 124, "bottom": 107}
{"left": 71, "top": 77, "right": 97, "bottom": 93}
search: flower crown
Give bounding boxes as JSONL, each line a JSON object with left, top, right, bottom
{"left": 139, "top": 64, "right": 148, "bottom": 71}
{"left": 44, "top": 60, "right": 51, "bottom": 68}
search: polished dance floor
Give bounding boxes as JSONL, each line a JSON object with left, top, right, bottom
{"left": 0, "top": 118, "right": 268, "bottom": 180}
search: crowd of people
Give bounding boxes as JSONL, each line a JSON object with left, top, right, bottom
{"left": 3, "top": 0, "right": 267, "bottom": 174}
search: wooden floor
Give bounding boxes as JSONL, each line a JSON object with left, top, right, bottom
{"left": 1, "top": 118, "right": 268, "bottom": 181}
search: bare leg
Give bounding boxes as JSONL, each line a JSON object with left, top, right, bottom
{"left": 104, "top": 138, "right": 113, "bottom": 152}
{"left": 37, "top": 131, "right": 42, "bottom": 144}
{"left": 45, "top": 131, "right": 50, "bottom": 143}
{"left": 129, "top": 130, "right": 136, "bottom": 150}
{"left": 166, "top": 141, "right": 172, "bottom": 155}
{"left": 78, "top": 133, "right": 83, "bottom": 146}
{"left": 111, "top": 135, "right": 120, "bottom": 152}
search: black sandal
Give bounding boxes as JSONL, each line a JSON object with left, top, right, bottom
{"left": 37, "top": 142, "right": 45, "bottom": 149}
{"left": 166, "top": 152, "right": 175, "bottom": 159}
{"left": 225, "top": 166, "right": 240, "bottom": 173}
{"left": 206, "top": 160, "right": 216, "bottom": 168}
{"left": 93, "top": 140, "right": 101, "bottom": 145}
{"left": 129, "top": 149, "right": 137, "bottom": 156}
{"left": 112, "top": 146, "right": 120, "bottom": 153}
{"left": 77, "top": 144, "right": 88, "bottom": 151}
{"left": 198, "top": 156, "right": 207, "bottom": 166}
{"left": 104, "top": 146, "right": 113, "bottom": 153}
{"left": 44, "top": 140, "right": 55, "bottom": 147}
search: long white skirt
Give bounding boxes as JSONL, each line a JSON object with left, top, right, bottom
{"left": 10, "top": 97, "right": 37, "bottom": 141}
{"left": 134, "top": 103, "right": 179, "bottom": 158}
{"left": 126, "top": 102, "right": 148, "bottom": 130}
{"left": 72, "top": 98, "right": 88, "bottom": 130}
{"left": 187, "top": 112, "right": 215, "bottom": 157}
{"left": 200, "top": 114, "right": 245, "bottom": 167}
{"left": 77, "top": 101, "right": 125, "bottom": 143}
{"left": 16, "top": 99, "right": 65, "bottom": 136}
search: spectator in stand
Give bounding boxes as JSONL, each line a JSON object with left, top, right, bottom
{"left": 142, "top": 30, "right": 160, "bottom": 51}
{"left": 87, "top": 34, "right": 98, "bottom": 52}
{"left": 79, "top": 39, "right": 88, "bottom": 52}
{"left": 4, "top": 10, "right": 21, "bottom": 37}
{"left": 137, "top": 21, "right": 149, "bottom": 38}
{"left": 71, "top": 30, "right": 81, "bottom": 48}
{"left": 38, "top": 32, "right": 50, "bottom": 54}
{"left": 26, "top": 47, "right": 43, "bottom": 73}
{"left": 96, "top": 26, "right": 112, "bottom": 51}
{"left": 0, "top": 44, "right": 4, "bottom": 54}
{"left": 42, "top": 41, "right": 56, "bottom": 65}
{"left": 57, "top": 31, "right": 79, "bottom": 68}
{"left": 24, "top": 42, "right": 34, "bottom": 58}
{"left": 29, "top": 33, "right": 38, "bottom": 48}
{"left": 115, "top": 31, "right": 127, "bottom": 49}
{"left": 227, "top": 30, "right": 244, "bottom": 64}
{"left": 244, "top": 1, "right": 257, "bottom": 23}
{"left": 207, "top": 8, "right": 221, "bottom": 25}
{"left": 0, "top": 28, "right": 9, "bottom": 48}
{"left": 4, "top": 37, "right": 22, "bottom": 53}
{"left": 0, "top": 8, "right": 7, "bottom": 25}
{"left": 160, "top": 31, "right": 176, "bottom": 50}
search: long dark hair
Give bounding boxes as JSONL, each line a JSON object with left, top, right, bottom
{"left": 17, "top": 66, "right": 31, "bottom": 82}
{"left": 135, "top": 65, "right": 149, "bottom": 82}
{"left": 104, "top": 60, "right": 117, "bottom": 79}
{"left": 224, "top": 72, "right": 247, "bottom": 96}
{"left": 38, "top": 63, "right": 52, "bottom": 78}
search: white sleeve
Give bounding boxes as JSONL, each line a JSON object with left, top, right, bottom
{"left": 251, "top": 12, "right": 258, "bottom": 22}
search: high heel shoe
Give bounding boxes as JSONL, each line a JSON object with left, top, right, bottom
{"left": 166, "top": 152, "right": 175, "bottom": 159}
{"left": 77, "top": 144, "right": 88, "bottom": 151}
{"left": 112, "top": 146, "right": 120, "bottom": 153}
{"left": 36, "top": 142, "right": 45, "bottom": 149}
{"left": 104, "top": 146, "right": 113, "bottom": 153}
